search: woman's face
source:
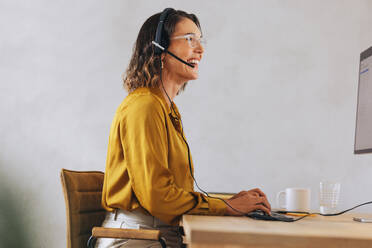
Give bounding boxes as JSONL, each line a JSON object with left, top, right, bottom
{"left": 162, "top": 18, "right": 204, "bottom": 82}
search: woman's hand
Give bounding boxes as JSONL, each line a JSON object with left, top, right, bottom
{"left": 224, "top": 188, "right": 271, "bottom": 216}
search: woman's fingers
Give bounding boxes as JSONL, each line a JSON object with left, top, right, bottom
{"left": 237, "top": 189, "right": 267, "bottom": 199}
{"left": 224, "top": 188, "right": 272, "bottom": 216}
{"left": 243, "top": 190, "right": 271, "bottom": 210}
{"left": 255, "top": 196, "right": 271, "bottom": 211}
{"left": 250, "top": 188, "right": 267, "bottom": 198}
{"left": 250, "top": 192, "right": 259, "bottom": 197}
{"left": 255, "top": 204, "right": 271, "bottom": 215}
{"left": 249, "top": 189, "right": 270, "bottom": 209}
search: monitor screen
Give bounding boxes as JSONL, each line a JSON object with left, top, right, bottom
{"left": 355, "top": 46, "right": 372, "bottom": 154}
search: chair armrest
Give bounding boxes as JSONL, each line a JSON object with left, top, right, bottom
{"left": 92, "top": 227, "right": 161, "bottom": 241}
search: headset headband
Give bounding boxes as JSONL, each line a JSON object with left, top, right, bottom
{"left": 154, "top": 8, "right": 174, "bottom": 55}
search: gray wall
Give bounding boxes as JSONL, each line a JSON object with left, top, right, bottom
{"left": 1, "top": 0, "right": 372, "bottom": 247}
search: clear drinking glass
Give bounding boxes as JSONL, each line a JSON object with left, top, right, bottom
{"left": 319, "top": 182, "right": 341, "bottom": 214}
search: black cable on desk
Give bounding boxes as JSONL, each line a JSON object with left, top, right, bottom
{"left": 280, "top": 201, "right": 372, "bottom": 222}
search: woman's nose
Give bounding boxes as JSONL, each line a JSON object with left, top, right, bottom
{"left": 194, "top": 42, "right": 204, "bottom": 54}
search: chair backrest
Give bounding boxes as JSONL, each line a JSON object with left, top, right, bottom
{"left": 60, "top": 168, "right": 106, "bottom": 248}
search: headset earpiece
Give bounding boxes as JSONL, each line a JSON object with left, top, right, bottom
{"left": 154, "top": 8, "right": 174, "bottom": 55}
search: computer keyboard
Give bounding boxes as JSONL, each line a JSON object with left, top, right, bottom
{"left": 246, "top": 210, "right": 295, "bottom": 222}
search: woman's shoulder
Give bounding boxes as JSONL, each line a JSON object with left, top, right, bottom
{"left": 117, "top": 87, "right": 166, "bottom": 116}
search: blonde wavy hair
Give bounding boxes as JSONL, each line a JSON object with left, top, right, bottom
{"left": 123, "top": 9, "right": 201, "bottom": 93}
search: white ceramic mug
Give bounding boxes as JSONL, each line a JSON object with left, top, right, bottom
{"left": 276, "top": 188, "right": 311, "bottom": 212}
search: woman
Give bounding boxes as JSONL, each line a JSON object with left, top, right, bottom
{"left": 96, "top": 8, "right": 271, "bottom": 248}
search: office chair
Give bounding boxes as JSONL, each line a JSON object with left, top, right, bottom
{"left": 60, "top": 168, "right": 166, "bottom": 248}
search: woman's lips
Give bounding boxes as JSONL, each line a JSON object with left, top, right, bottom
{"left": 187, "top": 59, "right": 200, "bottom": 68}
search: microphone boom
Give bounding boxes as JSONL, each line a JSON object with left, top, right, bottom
{"left": 152, "top": 41, "right": 195, "bottom": 68}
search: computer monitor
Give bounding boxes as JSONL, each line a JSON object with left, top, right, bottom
{"left": 355, "top": 46, "right": 372, "bottom": 154}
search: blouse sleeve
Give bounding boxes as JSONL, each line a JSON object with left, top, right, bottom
{"left": 120, "top": 95, "right": 226, "bottom": 225}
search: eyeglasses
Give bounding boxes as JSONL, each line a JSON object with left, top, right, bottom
{"left": 170, "top": 33, "right": 206, "bottom": 48}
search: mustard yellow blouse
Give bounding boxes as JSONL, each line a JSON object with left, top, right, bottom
{"left": 102, "top": 87, "right": 226, "bottom": 225}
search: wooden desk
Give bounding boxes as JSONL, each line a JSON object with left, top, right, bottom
{"left": 182, "top": 213, "right": 372, "bottom": 248}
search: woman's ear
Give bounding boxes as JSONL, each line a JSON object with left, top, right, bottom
{"left": 161, "top": 53, "right": 166, "bottom": 68}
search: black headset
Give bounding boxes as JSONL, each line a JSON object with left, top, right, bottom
{"left": 153, "top": 8, "right": 174, "bottom": 55}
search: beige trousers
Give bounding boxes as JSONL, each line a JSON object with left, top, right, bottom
{"left": 95, "top": 209, "right": 183, "bottom": 248}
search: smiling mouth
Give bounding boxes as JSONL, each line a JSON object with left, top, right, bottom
{"left": 187, "top": 59, "right": 199, "bottom": 67}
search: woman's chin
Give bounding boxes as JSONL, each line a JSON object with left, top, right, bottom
{"left": 187, "top": 72, "right": 199, "bottom": 80}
